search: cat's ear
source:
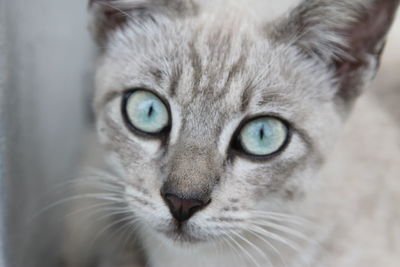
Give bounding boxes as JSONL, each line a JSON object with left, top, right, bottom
{"left": 271, "top": 0, "right": 399, "bottom": 101}
{"left": 88, "top": 0, "right": 197, "bottom": 45}
{"left": 88, "top": 0, "right": 132, "bottom": 45}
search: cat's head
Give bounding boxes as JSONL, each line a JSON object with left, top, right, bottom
{"left": 89, "top": 0, "right": 398, "bottom": 244}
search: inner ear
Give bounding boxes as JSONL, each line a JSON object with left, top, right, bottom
{"left": 271, "top": 0, "right": 399, "bottom": 102}
{"left": 333, "top": 0, "right": 399, "bottom": 99}
{"left": 89, "top": 0, "right": 146, "bottom": 45}
{"left": 342, "top": 0, "right": 398, "bottom": 59}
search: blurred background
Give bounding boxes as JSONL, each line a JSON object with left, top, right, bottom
{"left": 1, "top": 0, "right": 95, "bottom": 266}
{"left": 0, "top": 1, "right": 399, "bottom": 267}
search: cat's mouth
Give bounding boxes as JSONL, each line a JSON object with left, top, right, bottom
{"left": 157, "top": 222, "right": 208, "bottom": 244}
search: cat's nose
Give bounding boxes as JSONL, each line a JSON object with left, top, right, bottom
{"left": 162, "top": 193, "right": 210, "bottom": 222}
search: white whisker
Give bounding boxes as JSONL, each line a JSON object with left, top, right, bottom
{"left": 89, "top": 214, "right": 139, "bottom": 250}
{"left": 231, "top": 231, "right": 273, "bottom": 267}
{"left": 250, "top": 224, "right": 300, "bottom": 252}
{"left": 93, "top": 0, "right": 137, "bottom": 22}
{"left": 64, "top": 201, "right": 123, "bottom": 219}
{"left": 253, "top": 220, "right": 319, "bottom": 248}
{"left": 93, "top": 207, "right": 133, "bottom": 224}
{"left": 120, "top": 219, "right": 141, "bottom": 249}
{"left": 218, "top": 229, "right": 247, "bottom": 266}
{"left": 247, "top": 228, "right": 287, "bottom": 267}
{"left": 29, "top": 193, "right": 124, "bottom": 222}
{"left": 250, "top": 211, "right": 313, "bottom": 226}
{"left": 225, "top": 230, "right": 261, "bottom": 267}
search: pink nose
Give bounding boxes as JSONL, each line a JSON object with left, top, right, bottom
{"left": 162, "top": 193, "right": 209, "bottom": 222}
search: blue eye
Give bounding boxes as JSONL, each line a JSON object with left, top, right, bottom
{"left": 238, "top": 117, "right": 288, "bottom": 157}
{"left": 123, "top": 90, "right": 170, "bottom": 134}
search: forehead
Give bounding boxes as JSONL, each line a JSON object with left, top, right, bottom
{"left": 95, "top": 15, "right": 334, "bottom": 123}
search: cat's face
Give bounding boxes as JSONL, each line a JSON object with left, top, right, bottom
{"left": 90, "top": 0, "right": 398, "bottom": 244}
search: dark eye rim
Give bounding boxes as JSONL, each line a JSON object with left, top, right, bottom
{"left": 229, "top": 115, "right": 292, "bottom": 161}
{"left": 121, "top": 88, "right": 172, "bottom": 139}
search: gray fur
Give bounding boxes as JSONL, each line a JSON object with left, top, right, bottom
{"left": 65, "top": 0, "right": 400, "bottom": 266}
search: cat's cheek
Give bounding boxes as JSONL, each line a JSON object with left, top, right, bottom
{"left": 105, "top": 152, "right": 128, "bottom": 177}
{"left": 167, "top": 101, "right": 183, "bottom": 146}
{"left": 133, "top": 139, "right": 163, "bottom": 156}
{"left": 279, "top": 133, "right": 309, "bottom": 161}
{"left": 222, "top": 134, "right": 311, "bottom": 204}
{"left": 96, "top": 115, "right": 113, "bottom": 147}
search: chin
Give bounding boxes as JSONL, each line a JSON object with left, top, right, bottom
{"left": 163, "top": 230, "right": 205, "bottom": 245}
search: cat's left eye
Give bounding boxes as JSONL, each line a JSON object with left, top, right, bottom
{"left": 232, "top": 116, "right": 289, "bottom": 158}
{"left": 122, "top": 90, "right": 170, "bottom": 136}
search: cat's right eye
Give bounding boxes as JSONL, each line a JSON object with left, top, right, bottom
{"left": 231, "top": 116, "right": 290, "bottom": 158}
{"left": 122, "top": 90, "right": 170, "bottom": 136}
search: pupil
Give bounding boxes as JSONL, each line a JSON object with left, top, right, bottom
{"left": 259, "top": 126, "right": 265, "bottom": 140}
{"left": 147, "top": 104, "right": 154, "bottom": 117}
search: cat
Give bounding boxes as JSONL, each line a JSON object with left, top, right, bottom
{"left": 63, "top": 0, "right": 400, "bottom": 266}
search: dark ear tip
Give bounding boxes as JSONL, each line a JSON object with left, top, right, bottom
{"left": 380, "top": 0, "right": 400, "bottom": 12}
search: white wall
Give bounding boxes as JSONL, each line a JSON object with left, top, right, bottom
{"left": 2, "top": 1, "right": 95, "bottom": 266}
{"left": 1, "top": 0, "right": 8, "bottom": 265}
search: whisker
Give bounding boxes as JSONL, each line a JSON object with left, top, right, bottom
{"left": 247, "top": 228, "right": 287, "bottom": 267}
{"left": 218, "top": 229, "right": 247, "bottom": 266}
{"left": 93, "top": 207, "right": 133, "bottom": 224}
{"left": 64, "top": 201, "right": 123, "bottom": 219}
{"left": 100, "top": 216, "right": 142, "bottom": 253}
{"left": 211, "top": 234, "right": 224, "bottom": 263}
{"left": 89, "top": 214, "right": 139, "bottom": 250}
{"left": 120, "top": 219, "right": 141, "bottom": 250}
{"left": 250, "top": 211, "right": 312, "bottom": 226}
{"left": 93, "top": 0, "right": 136, "bottom": 22}
{"left": 253, "top": 220, "right": 317, "bottom": 246}
{"left": 45, "top": 168, "right": 123, "bottom": 193}
{"left": 225, "top": 230, "right": 261, "bottom": 267}
{"left": 231, "top": 231, "right": 272, "bottom": 267}
{"left": 250, "top": 224, "right": 300, "bottom": 252}
{"left": 110, "top": 213, "right": 142, "bottom": 249}
{"left": 29, "top": 193, "right": 124, "bottom": 222}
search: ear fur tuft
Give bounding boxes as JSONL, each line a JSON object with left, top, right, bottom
{"left": 88, "top": 0, "right": 198, "bottom": 45}
{"left": 271, "top": 0, "right": 399, "bottom": 101}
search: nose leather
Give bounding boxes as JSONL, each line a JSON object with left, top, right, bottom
{"left": 162, "top": 193, "right": 209, "bottom": 222}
